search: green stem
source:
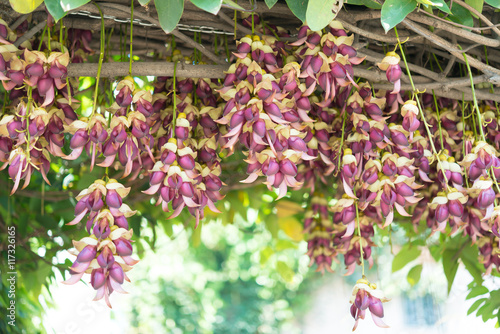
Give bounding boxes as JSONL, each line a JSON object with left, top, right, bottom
{"left": 59, "top": 21, "right": 63, "bottom": 48}
{"left": 355, "top": 202, "right": 365, "bottom": 276}
{"left": 47, "top": 24, "right": 51, "bottom": 51}
{"left": 224, "top": 35, "right": 230, "bottom": 61}
{"left": 172, "top": 61, "right": 178, "bottom": 133}
{"left": 432, "top": 90, "right": 445, "bottom": 150}
{"left": 394, "top": 27, "right": 450, "bottom": 189}
{"left": 38, "top": 25, "right": 47, "bottom": 51}
{"left": 460, "top": 45, "right": 500, "bottom": 205}
{"left": 24, "top": 87, "right": 33, "bottom": 171}
{"left": 129, "top": 0, "right": 134, "bottom": 75}
{"left": 91, "top": 3, "right": 106, "bottom": 118}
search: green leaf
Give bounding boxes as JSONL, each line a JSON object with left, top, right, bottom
{"left": 460, "top": 245, "right": 484, "bottom": 285}
{"left": 139, "top": 0, "right": 152, "bottom": 4}
{"left": 306, "top": 0, "right": 336, "bottom": 31}
{"left": 155, "top": 0, "right": 184, "bottom": 34}
{"left": 466, "top": 0, "right": 484, "bottom": 15}
{"left": 345, "top": 0, "right": 381, "bottom": 9}
{"left": 380, "top": 0, "right": 417, "bottom": 32}
{"left": 392, "top": 245, "right": 421, "bottom": 272}
{"left": 447, "top": 2, "right": 473, "bottom": 27}
{"left": 59, "top": 0, "right": 91, "bottom": 11}
{"left": 265, "top": 0, "right": 279, "bottom": 9}
{"left": 420, "top": 0, "right": 451, "bottom": 13}
{"left": 222, "top": 0, "right": 246, "bottom": 10}
{"left": 486, "top": 0, "right": 500, "bottom": 8}
{"left": 443, "top": 249, "right": 460, "bottom": 294}
{"left": 407, "top": 264, "right": 423, "bottom": 286}
{"left": 467, "top": 286, "right": 489, "bottom": 300}
{"left": 276, "top": 261, "right": 294, "bottom": 282}
{"left": 190, "top": 0, "right": 222, "bottom": 15}
{"left": 10, "top": 0, "right": 44, "bottom": 13}
{"left": 44, "top": 0, "right": 66, "bottom": 21}
{"left": 286, "top": 0, "right": 309, "bottom": 22}
{"left": 468, "top": 298, "right": 487, "bottom": 315}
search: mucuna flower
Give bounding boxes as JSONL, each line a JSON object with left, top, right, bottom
{"left": 350, "top": 277, "right": 390, "bottom": 331}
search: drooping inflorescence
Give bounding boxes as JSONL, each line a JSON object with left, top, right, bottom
{"left": 1, "top": 13, "right": 500, "bottom": 326}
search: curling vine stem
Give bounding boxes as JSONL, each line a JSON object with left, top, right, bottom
{"left": 90, "top": 3, "right": 106, "bottom": 118}
{"left": 129, "top": 0, "right": 133, "bottom": 75}
{"left": 355, "top": 202, "right": 365, "bottom": 276}
{"left": 460, "top": 45, "right": 500, "bottom": 205}
{"left": 394, "top": 27, "right": 450, "bottom": 190}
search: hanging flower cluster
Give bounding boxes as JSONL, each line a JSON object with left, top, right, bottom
{"left": 63, "top": 179, "right": 138, "bottom": 307}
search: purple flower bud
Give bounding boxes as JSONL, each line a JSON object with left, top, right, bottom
{"left": 391, "top": 131, "right": 409, "bottom": 147}
{"left": 395, "top": 183, "right": 414, "bottom": 197}
{"left": 468, "top": 162, "right": 483, "bottom": 180}
{"left": 365, "top": 103, "right": 383, "bottom": 118}
{"left": 223, "top": 73, "right": 237, "bottom": 87}
{"left": 76, "top": 245, "right": 97, "bottom": 263}
{"left": 296, "top": 97, "right": 311, "bottom": 110}
{"left": 386, "top": 65, "right": 402, "bottom": 83}
{"left": 262, "top": 160, "right": 280, "bottom": 176}
{"left": 273, "top": 172, "right": 284, "bottom": 188}
{"left": 342, "top": 207, "right": 356, "bottom": 224}
{"left": 280, "top": 159, "right": 297, "bottom": 176}
{"left": 288, "top": 137, "right": 307, "bottom": 152}
{"left": 174, "top": 126, "right": 189, "bottom": 140}
{"left": 109, "top": 263, "right": 124, "bottom": 284}
{"left": 310, "top": 56, "right": 323, "bottom": 74}
{"left": 307, "top": 33, "right": 321, "bottom": 46}
{"left": 48, "top": 64, "right": 67, "bottom": 79}
{"left": 91, "top": 268, "right": 106, "bottom": 289}
{"left": 178, "top": 155, "right": 195, "bottom": 170}
{"left": 247, "top": 119, "right": 264, "bottom": 138}
{"left": 97, "top": 247, "right": 115, "bottom": 268}
{"left": 115, "top": 238, "right": 133, "bottom": 256}
{"left": 7, "top": 120, "right": 22, "bottom": 139}
{"left": 369, "top": 298, "right": 384, "bottom": 318}
{"left": 237, "top": 42, "right": 251, "bottom": 53}
{"left": 8, "top": 71, "right": 25, "bottom": 86}
{"left": 369, "top": 128, "right": 384, "bottom": 143}
{"left": 435, "top": 204, "right": 449, "bottom": 223}
{"left": 264, "top": 53, "right": 277, "bottom": 65}
{"left": 70, "top": 129, "right": 89, "bottom": 149}
{"left": 179, "top": 182, "right": 194, "bottom": 197}
{"left": 339, "top": 44, "right": 357, "bottom": 58}
{"left": 355, "top": 289, "right": 369, "bottom": 310}
{"left": 106, "top": 189, "right": 122, "bottom": 208}
{"left": 477, "top": 187, "right": 495, "bottom": 209}
{"left": 26, "top": 63, "right": 44, "bottom": 78}
{"left": 260, "top": 105, "right": 280, "bottom": 122}
{"left": 114, "top": 215, "right": 129, "bottom": 229}
{"left": 448, "top": 200, "right": 464, "bottom": 217}
{"left": 116, "top": 88, "right": 132, "bottom": 107}
{"left": 331, "top": 63, "right": 346, "bottom": 79}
